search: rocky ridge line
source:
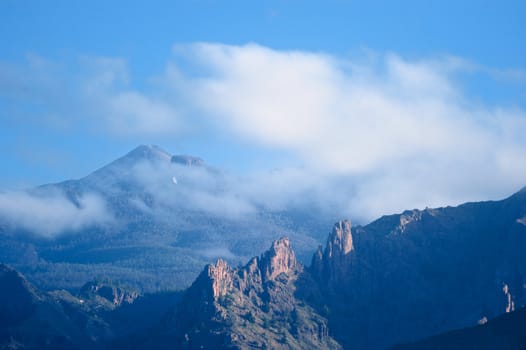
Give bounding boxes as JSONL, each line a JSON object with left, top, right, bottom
{"left": 170, "top": 237, "right": 341, "bottom": 349}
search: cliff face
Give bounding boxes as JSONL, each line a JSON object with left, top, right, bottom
{"left": 310, "top": 190, "right": 526, "bottom": 349}
{"left": 79, "top": 280, "right": 139, "bottom": 308}
{"left": 261, "top": 238, "right": 298, "bottom": 281}
{"left": 170, "top": 237, "right": 341, "bottom": 350}
{"left": 311, "top": 220, "right": 354, "bottom": 287}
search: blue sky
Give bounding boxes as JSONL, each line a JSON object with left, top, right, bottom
{"left": 1, "top": 0, "right": 526, "bottom": 219}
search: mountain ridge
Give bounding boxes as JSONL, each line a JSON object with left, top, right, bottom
{"left": 308, "top": 190, "right": 526, "bottom": 349}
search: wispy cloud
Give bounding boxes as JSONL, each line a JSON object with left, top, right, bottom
{"left": 0, "top": 55, "right": 183, "bottom": 136}
{"left": 174, "top": 44, "right": 524, "bottom": 173}
{"left": 79, "top": 56, "right": 183, "bottom": 135}
{"left": 127, "top": 160, "right": 258, "bottom": 219}
{"left": 0, "top": 190, "right": 113, "bottom": 237}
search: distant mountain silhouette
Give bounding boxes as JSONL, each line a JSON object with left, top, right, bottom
{"left": 0, "top": 145, "right": 332, "bottom": 292}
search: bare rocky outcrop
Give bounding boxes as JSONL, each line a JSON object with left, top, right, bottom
{"left": 329, "top": 220, "right": 354, "bottom": 255}
{"left": 260, "top": 237, "right": 298, "bottom": 281}
{"left": 79, "top": 280, "right": 139, "bottom": 308}
{"left": 503, "top": 283, "right": 515, "bottom": 314}
{"left": 207, "top": 259, "right": 233, "bottom": 298}
{"left": 170, "top": 237, "right": 341, "bottom": 350}
{"left": 311, "top": 220, "right": 354, "bottom": 286}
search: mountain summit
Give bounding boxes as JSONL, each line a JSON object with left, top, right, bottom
{"left": 89, "top": 145, "right": 205, "bottom": 180}
{"left": 3, "top": 145, "right": 328, "bottom": 293}
{"left": 311, "top": 220, "right": 354, "bottom": 287}
{"left": 126, "top": 144, "right": 172, "bottom": 162}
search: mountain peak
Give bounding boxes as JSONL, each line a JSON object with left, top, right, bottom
{"left": 126, "top": 144, "right": 172, "bottom": 162}
{"left": 83, "top": 144, "right": 173, "bottom": 181}
{"left": 310, "top": 220, "right": 353, "bottom": 286}
{"left": 196, "top": 238, "right": 298, "bottom": 299}
{"left": 261, "top": 237, "right": 298, "bottom": 281}
{"left": 328, "top": 220, "right": 353, "bottom": 256}
{"left": 207, "top": 259, "right": 233, "bottom": 298}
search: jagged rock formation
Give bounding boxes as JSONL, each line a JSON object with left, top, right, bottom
{"left": 310, "top": 189, "right": 526, "bottom": 349}
{"left": 79, "top": 280, "right": 139, "bottom": 309}
{"left": 393, "top": 306, "right": 526, "bottom": 350}
{"left": 311, "top": 220, "right": 354, "bottom": 287}
{"left": 166, "top": 237, "right": 341, "bottom": 349}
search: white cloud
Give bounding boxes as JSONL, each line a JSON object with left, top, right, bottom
{"left": 80, "top": 57, "right": 183, "bottom": 135}
{"left": 172, "top": 44, "right": 479, "bottom": 172}
{"left": 127, "top": 160, "right": 257, "bottom": 219}
{"left": 164, "top": 43, "right": 526, "bottom": 218}
{"left": 0, "top": 190, "right": 113, "bottom": 237}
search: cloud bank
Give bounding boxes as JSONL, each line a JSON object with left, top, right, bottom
{"left": 2, "top": 43, "right": 526, "bottom": 221}
{"left": 168, "top": 43, "right": 526, "bottom": 217}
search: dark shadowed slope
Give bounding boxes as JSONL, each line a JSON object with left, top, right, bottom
{"left": 0, "top": 263, "right": 183, "bottom": 350}
{"left": 393, "top": 306, "right": 526, "bottom": 350}
{"left": 0, "top": 264, "right": 108, "bottom": 349}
